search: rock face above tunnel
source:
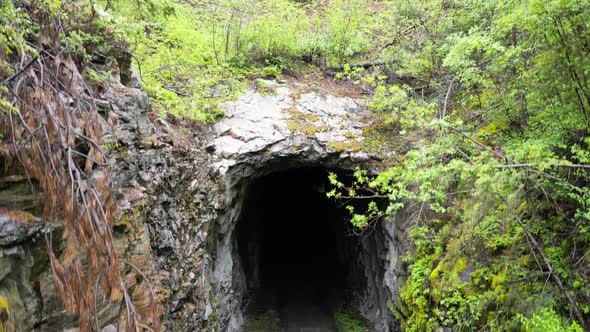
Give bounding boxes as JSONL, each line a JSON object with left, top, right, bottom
{"left": 209, "top": 81, "right": 377, "bottom": 180}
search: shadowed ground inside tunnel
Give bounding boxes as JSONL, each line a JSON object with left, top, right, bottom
{"left": 236, "top": 167, "right": 369, "bottom": 331}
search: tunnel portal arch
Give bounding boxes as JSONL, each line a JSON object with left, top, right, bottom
{"left": 209, "top": 160, "right": 400, "bottom": 332}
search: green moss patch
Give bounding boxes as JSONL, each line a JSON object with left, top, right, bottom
{"left": 333, "top": 307, "right": 368, "bottom": 332}
{"left": 286, "top": 107, "right": 328, "bottom": 136}
{"left": 244, "top": 310, "right": 283, "bottom": 332}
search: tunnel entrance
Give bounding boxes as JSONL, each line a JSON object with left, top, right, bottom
{"left": 235, "top": 167, "right": 367, "bottom": 330}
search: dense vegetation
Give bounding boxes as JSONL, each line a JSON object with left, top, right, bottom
{"left": 93, "top": 0, "right": 379, "bottom": 121}
{"left": 327, "top": 1, "right": 590, "bottom": 331}
{"left": 2, "top": 0, "right": 589, "bottom": 331}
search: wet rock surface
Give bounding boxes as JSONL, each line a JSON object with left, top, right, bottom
{"left": 210, "top": 81, "right": 376, "bottom": 178}
{"left": 0, "top": 212, "right": 46, "bottom": 332}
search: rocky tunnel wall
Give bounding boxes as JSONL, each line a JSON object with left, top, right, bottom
{"left": 209, "top": 161, "right": 402, "bottom": 332}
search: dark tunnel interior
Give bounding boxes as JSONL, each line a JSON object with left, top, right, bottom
{"left": 236, "top": 167, "right": 365, "bottom": 328}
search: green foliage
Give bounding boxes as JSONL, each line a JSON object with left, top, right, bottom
{"left": 62, "top": 30, "right": 103, "bottom": 62}
{"left": 94, "top": 0, "right": 235, "bottom": 121}
{"left": 86, "top": 67, "right": 111, "bottom": 86}
{"left": 328, "top": 0, "right": 590, "bottom": 330}
{"left": 333, "top": 308, "right": 367, "bottom": 332}
{"left": 517, "top": 307, "right": 583, "bottom": 332}
{"left": 1, "top": 0, "right": 37, "bottom": 114}
{"left": 90, "top": 0, "right": 388, "bottom": 121}
{"left": 321, "top": 0, "right": 370, "bottom": 65}
{"left": 0, "top": 0, "right": 35, "bottom": 58}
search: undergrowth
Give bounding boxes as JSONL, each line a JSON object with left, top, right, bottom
{"left": 333, "top": 308, "right": 367, "bottom": 332}
{"left": 327, "top": 0, "right": 590, "bottom": 331}
{"left": 93, "top": 0, "right": 377, "bottom": 122}
{"left": 244, "top": 310, "right": 283, "bottom": 332}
